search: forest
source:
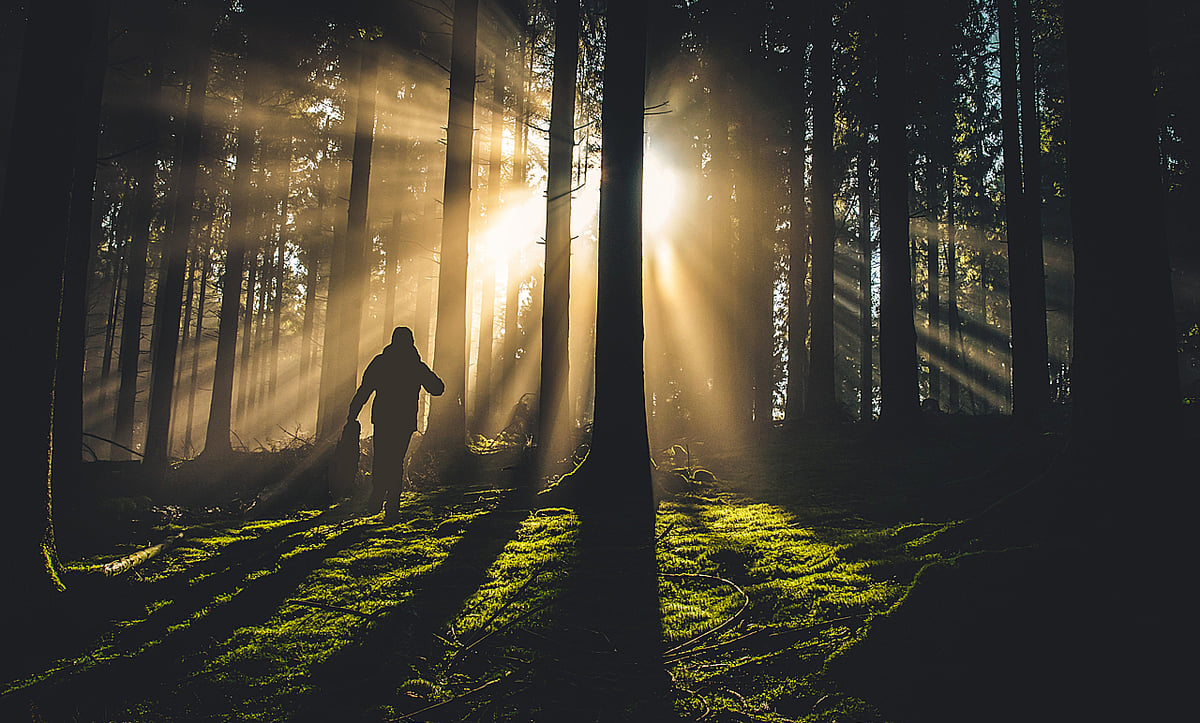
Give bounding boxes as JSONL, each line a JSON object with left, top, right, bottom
{"left": 2, "top": 0, "right": 1196, "bottom": 720}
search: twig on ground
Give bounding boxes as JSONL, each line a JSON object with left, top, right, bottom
{"left": 662, "top": 573, "right": 751, "bottom": 657}
{"left": 104, "top": 533, "right": 185, "bottom": 576}
{"left": 393, "top": 671, "right": 511, "bottom": 721}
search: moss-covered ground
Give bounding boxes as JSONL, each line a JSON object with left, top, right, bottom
{"left": 2, "top": 417, "right": 1097, "bottom": 722}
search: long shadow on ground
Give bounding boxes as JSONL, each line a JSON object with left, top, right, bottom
{"left": 291, "top": 488, "right": 534, "bottom": 722}
{"left": 8, "top": 510, "right": 387, "bottom": 722}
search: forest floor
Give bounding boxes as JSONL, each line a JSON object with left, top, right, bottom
{"left": 1, "top": 413, "right": 1182, "bottom": 722}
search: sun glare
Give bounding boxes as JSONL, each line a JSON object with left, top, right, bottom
{"left": 643, "top": 150, "right": 678, "bottom": 238}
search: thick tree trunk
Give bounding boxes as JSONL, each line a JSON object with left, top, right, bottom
{"left": 1064, "top": 4, "right": 1181, "bottom": 453}
{"left": 3, "top": 0, "right": 93, "bottom": 614}
{"left": 53, "top": 0, "right": 110, "bottom": 499}
{"left": 875, "top": 0, "right": 920, "bottom": 424}
{"left": 427, "top": 0, "right": 480, "bottom": 450}
{"left": 539, "top": 0, "right": 579, "bottom": 466}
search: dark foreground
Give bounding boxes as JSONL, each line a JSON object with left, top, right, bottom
{"left": 2, "top": 415, "right": 1191, "bottom": 721}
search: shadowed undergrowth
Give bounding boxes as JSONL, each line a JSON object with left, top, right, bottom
{"left": 2, "top": 418, "right": 1057, "bottom": 722}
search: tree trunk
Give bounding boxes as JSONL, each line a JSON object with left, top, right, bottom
{"left": 875, "top": 0, "right": 920, "bottom": 424}
{"left": 144, "top": 12, "right": 212, "bottom": 473}
{"left": 858, "top": 139, "right": 874, "bottom": 422}
{"left": 999, "top": 0, "right": 1049, "bottom": 426}
{"left": 427, "top": 0, "right": 480, "bottom": 450}
{"left": 925, "top": 163, "right": 942, "bottom": 408}
{"left": 785, "top": 4, "right": 810, "bottom": 423}
{"left": 1064, "top": 3, "right": 1181, "bottom": 454}
{"left": 3, "top": 0, "right": 94, "bottom": 614}
{"left": 203, "top": 55, "right": 263, "bottom": 457}
{"left": 115, "top": 45, "right": 165, "bottom": 459}
{"left": 807, "top": 0, "right": 837, "bottom": 420}
{"left": 476, "top": 56, "right": 505, "bottom": 433}
{"left": 539, "top": 0, "right": 579, "bottom": 466}
{"left": 53, "top": 0, "right": 110, "bottom": 499}
{"left": 1017, "top": 0, "right": 1050, "bottom": 418}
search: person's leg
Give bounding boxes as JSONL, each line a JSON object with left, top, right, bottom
{"left": 370, "top": 423, "right": 403, "bottom": 514}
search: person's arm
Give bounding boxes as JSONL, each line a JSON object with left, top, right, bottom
{"left": 348, "top": 362, "right": 377, "bottom": 420}
{"left": 421, "top": 362, "right": 445, "bottom": 396}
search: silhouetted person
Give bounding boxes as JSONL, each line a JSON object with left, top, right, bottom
{"left": 349, "top": 326, "right": 444, "bottom": 517}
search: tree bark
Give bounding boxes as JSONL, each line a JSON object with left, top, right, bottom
{"left": 807, "top": 0, "right": 837, "bottom": 420}
{"left": 204, "top": 53, "right": 264, "bottom": 457}
{"left": 427, "top": 0, "right": 480, "bottom": 450}
{"left": 875, "top": 0, "right": 920, "bottom": 424}
{"left": 54, "top": 0, "right": 110, "bottom": 498}
{"left": 785, "top": 4, "right": 811, "bottom": 423}
{"left": 144, "top": 11, "right": 213, "bottom": 472}
{"left": 539, "top": 0, "right": 580, "bottom": 466}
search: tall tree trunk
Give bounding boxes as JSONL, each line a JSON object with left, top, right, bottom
{"left": 875, "top": 0, "right": 920, "bottom": 424}
{"left": 316, "top": 144, "right": 352, "bottom": 439}
{"left": 1064, "top": 3, "right": 1180, "bottom": 455}
{"left": 203, "top": 56, "right": 263, "bottom": 457}
{"left": 858, "top": 140, "right": 874, "bottom": 422}
{"left": 925, "top": 162, "right": 942, "bottom": 408}
{"left": 539, "top": 0, "right": 579, "bottom": 465}
{"left": 807, "top": 0, "right": 837, "bottom": 420}
{"left": 427, "top": 0, "right": 480, "bottom": 449}
{"left": 53, "top": 0, "right": 110, "bottom": 500}
{"left": 1017, "top": 0, "right": 1050, "bottom": 417}
{"left": 476, "top": 56, "right": 505, "bottom": 433}
{"left": 3, "top": 0, "right": 94, "bottom": 613}
{"left": 184, "top": 227, "right": 211, "bottom": 455}
{"left": 144, "top": 14, "right": 212, "bottom": 473}
{"left": 785, "top": 4, "right": 810, "bottom": 423}
{"left": 237, "top": 251, "right": 259, "bottom": 423}
{"left": 999, "top": 0, "right": 1049, "bottom": 426}
{"left": 946, "top": 169, "right": 962, "bottom": 413}
{"left": 566, "top": 1, "right": 663, "bottom": 715}
{"left": 115, "top": 45, "right": 165, "bottom": 459}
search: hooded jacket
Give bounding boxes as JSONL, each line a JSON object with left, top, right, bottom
{"left": 349, "top": 342, "right": 444, "bottom": 431}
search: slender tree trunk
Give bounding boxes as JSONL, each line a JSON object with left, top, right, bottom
{"left": 999, "top": 0, "right": 1049, "bottom": 426}
{"left": 786, "top": 5, "right": 811, "bottom": 423}
{"left": 1018, "top": 0, "right": 1050, "bottom": 417}
{"left": 925, "top": 163, "right": 941, "bottom": 408}
{"left": 946, "top": 170, "right": 962, "bottom": 413}
{"left": 807, "top": 0, "right": 837, "bottom": 421}
{"left": 539, "top": 0, "right": 579, "bottom": 464}
{"left": 427, "top": 0, "right": 480, "bottom": 449}
{"left": 876, "top": 0, "right": 920, "bottom": 424}
{"left": 476, "top": 56, "right": 505, "bottom": 432}
{"left": 144, "top": 15, "right": 212, "bottom": 473}
{"left": 204, "top": 57, "right": 262, "bottom": 457}
{"left": 184, "top": 227, "right": 211, "bottom": 455}
{"left": 116, "top": 47, "right": 165, "bottom": 459}
{"left": 338, "top": 39, "right": 380, "bottom": 431}
{"left": 237, "top": 251, "right": 259, "bottom": 422}
{"left": 858, "top": 140, "right": 874, "bottom": 422}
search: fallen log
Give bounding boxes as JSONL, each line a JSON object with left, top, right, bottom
{"left": 103, "top": 532, "right": 185, "bottom": 576}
